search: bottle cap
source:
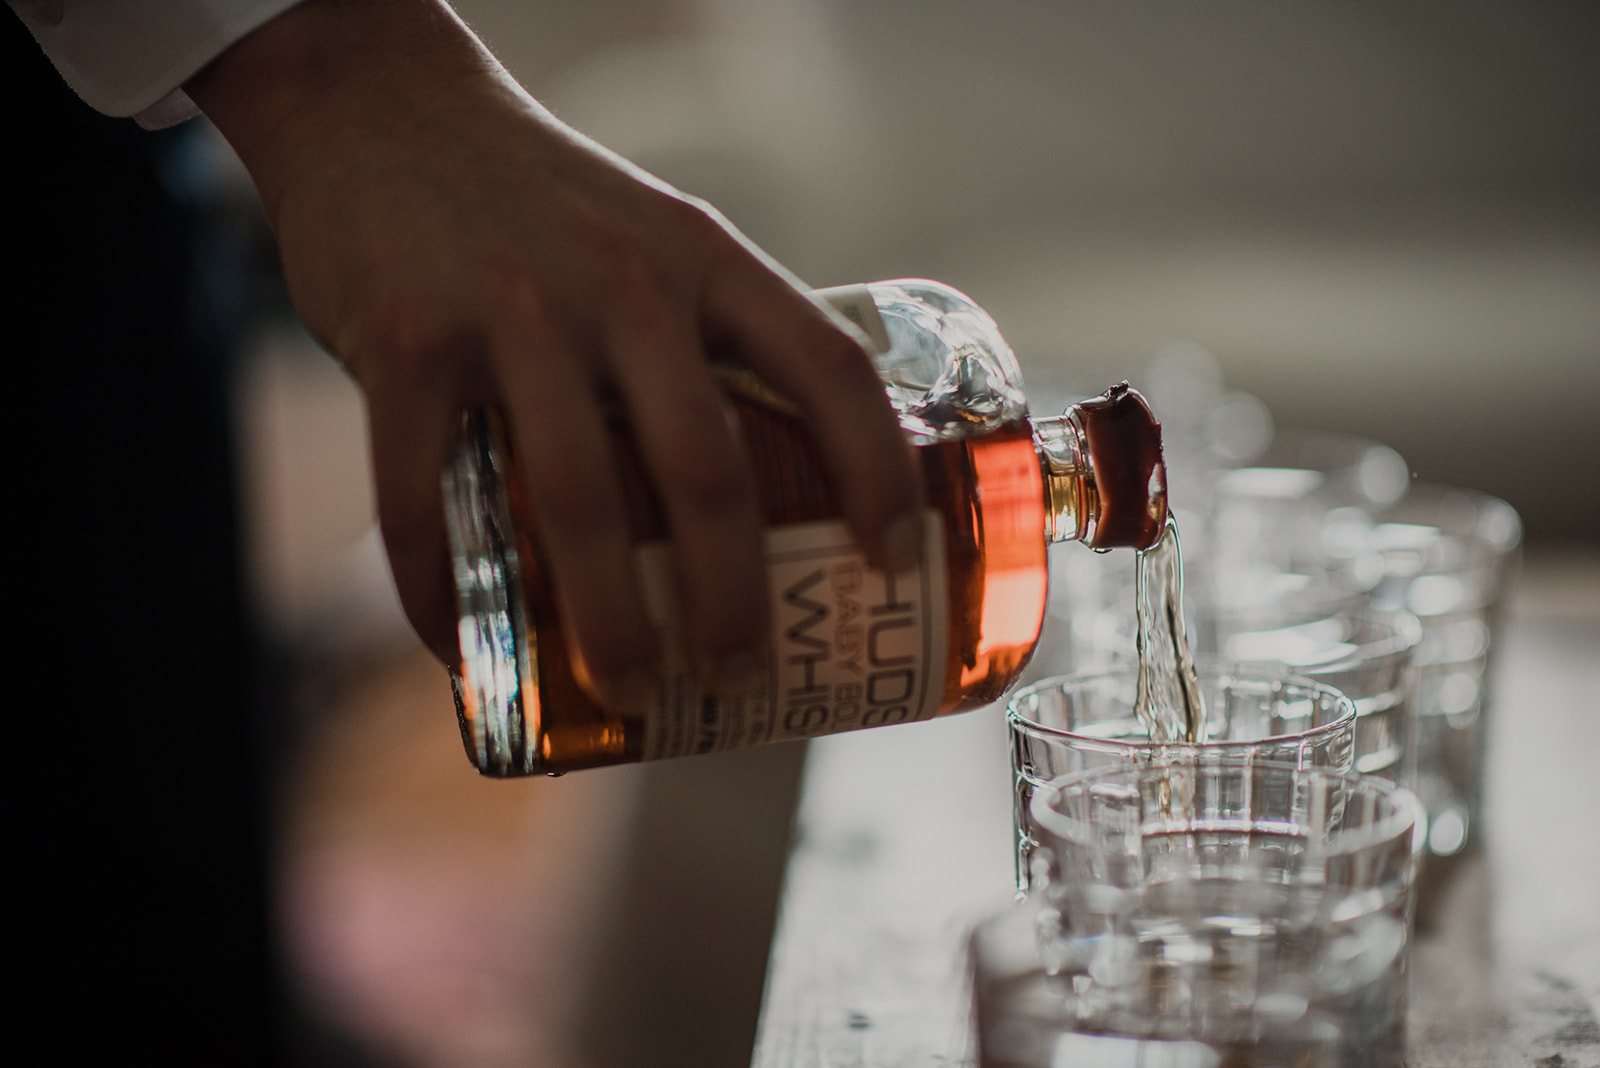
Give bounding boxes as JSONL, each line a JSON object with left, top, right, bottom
{"left": 1073, "top": 383, "right": 1168, "bottom": 550}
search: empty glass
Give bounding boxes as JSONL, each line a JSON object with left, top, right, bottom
{"left": 1355, "top": 484, "right": 1521, "bottom": 857}
{"left": 1037, "top": 429, "right": 1409, "bottom": 684}
{"left": 1219, "top": 608, "right": 1421, "bottom": 785}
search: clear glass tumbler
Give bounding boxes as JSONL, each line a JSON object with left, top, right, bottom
{"left": 1007, "top": 669, "right": 1357, "bottom": 890}
{"left": 1361, "top": 483, "right": 1521, "bottom": 857}
{"left": 972, "top": 761, "right": 1424, "bottom": 1068}
{"left": 1218, "top": 608, "right": 1421, "bottom": 785}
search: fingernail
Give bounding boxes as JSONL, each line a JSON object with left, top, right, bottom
{"left": 880, "top": 513, "right": 923, "bottom": 572}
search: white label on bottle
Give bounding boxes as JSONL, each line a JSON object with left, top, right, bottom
{"left": 813, "top": 284, "right": 892, "bottom": 355}
{"left": 636, "top": 514, "right": 948, "bottom": 761}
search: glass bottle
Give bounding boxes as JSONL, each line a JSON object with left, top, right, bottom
{"left": 443, "top": 279, "right": 1167, "bottom": 775}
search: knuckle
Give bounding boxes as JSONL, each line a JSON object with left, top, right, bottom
{"left": 661, "top": 189, "right": 726, "bottom": 236}
{"left": 348, "top": 302, "right": 456, "bottom": 388}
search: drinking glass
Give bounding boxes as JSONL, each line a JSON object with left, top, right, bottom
{"left": 972, "top": 761, "right": 1425, "bottom": 1068}
{"left": 1356, "top": 484, "right": 1521, "bottom": 858}
{"left": 1218, "top": 608, "right": 1421, "bottom": 785}
{"left": 1007, "top": 669, "right": 1357, "bottom": 890}
{"left": 1037, "top": 429, "right": 1405, "bottom": 684}
{"left": 1206, "top": 430, "right": 1407, "bottom": 581}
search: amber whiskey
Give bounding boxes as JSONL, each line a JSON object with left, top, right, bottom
{"left": 444, "top": 281, "right": 1166, "bottom": 775}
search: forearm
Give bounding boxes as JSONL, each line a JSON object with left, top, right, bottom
{"left": 185, "top": 0, "right": 506, "bottom": 223}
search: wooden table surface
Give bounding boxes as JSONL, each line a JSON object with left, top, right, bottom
{"left": 751, "top": 550, "right": 1600, "bottom": 1068}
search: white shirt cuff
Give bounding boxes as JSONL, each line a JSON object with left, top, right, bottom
{"left": 8, "top": 0, "right": 307, "bottom": 119}
{"left": 134, "top": 89, "right": 201, "bottom": 130}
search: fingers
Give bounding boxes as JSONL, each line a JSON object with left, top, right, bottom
{"left": 353, "top": 272, "right": 776, "bottom": 711}
{"left": 493, "top": 275, "right": 769, "bottom": 703}
{"left": 597, "top": 281, "right": 770, "bottom": 698}
{"left": 355, "top": 324, "right": 467, "bottom": 668}
{"left": 489, "top": 285, "right": 664, "bottom": 712}
{"left": 704, "top": 263, "right": 924, "bottom": 572}
{"left": 334, "top": 160, "right": 917, "bottom": 715}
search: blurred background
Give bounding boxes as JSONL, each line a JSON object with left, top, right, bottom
{"left": 114, "top": 1, "right": 1600, "bottom": 1065}
{"left": 453, "top": 0, "right": 1600, "bottom": 538}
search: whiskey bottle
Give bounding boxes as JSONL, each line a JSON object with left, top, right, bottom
{"left": 443, "top": 279, "right": 1167, "bottom": 775}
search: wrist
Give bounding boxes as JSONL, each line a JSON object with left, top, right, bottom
{"left": 185, "top": 0, "right": 504, "bottom": 219}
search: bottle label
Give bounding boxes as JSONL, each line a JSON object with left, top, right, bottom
{"left": 637, "top": 514, "right": 948, "bottom": 761}
{"left": 814, "top": 284, "right": 892, "bottom": 354}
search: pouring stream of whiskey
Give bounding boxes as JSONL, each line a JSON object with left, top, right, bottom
{"left": 1134, "top": 517, "right": 1208, "bottom": 743}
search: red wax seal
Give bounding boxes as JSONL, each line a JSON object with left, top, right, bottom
{"left": 1075, "top": 382, "right": 1168, "bottom": 550}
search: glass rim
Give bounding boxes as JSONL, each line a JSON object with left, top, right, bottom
{"left": 1029, "top": 758, "right": 1426, "bottom": 858}
{"left": 1224, "top": 606, "right": 1422, "bottom": 677}
{"left": 1214, "top": 428, "right": 1408, "bottom": 507}
{"left": 1006, "top": 666, "right": 1358, "bottom": 750}
{"left": 1378, "top": 481, "right": 1524, "bottom": 557}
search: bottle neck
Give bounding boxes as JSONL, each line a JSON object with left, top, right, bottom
{"left": 1033, "top": 414, "right": 1099, "bottom": 546}
{"left": 1033, "top": 385, "right": 1170, "bottom": 551}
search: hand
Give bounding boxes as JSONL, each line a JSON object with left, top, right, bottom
{"left": 187, "top": 0, "right": 923, "bottom": 710}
